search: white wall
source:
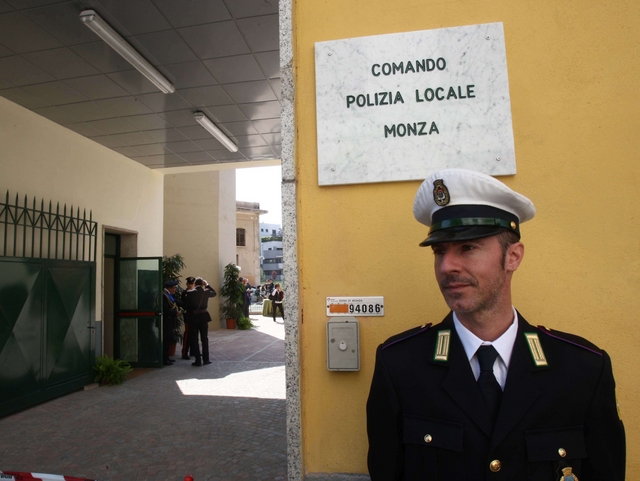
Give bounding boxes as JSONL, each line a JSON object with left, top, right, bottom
{"left": 0, "top": 97, "right": 164, "bottom": 328}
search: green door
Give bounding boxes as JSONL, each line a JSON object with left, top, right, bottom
{"left": 115, "top": 257, "right": 162, "bottom": 368}
{"left": 0, "top": 257, "right": 94, "bottom": 417}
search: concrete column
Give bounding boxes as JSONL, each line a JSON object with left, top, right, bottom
{"left": 164, "top": 170, "right": 236, "bottom": 329}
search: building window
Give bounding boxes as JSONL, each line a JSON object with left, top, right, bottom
{"left": 236, "top": 228, "right": 246, "bottom": 246}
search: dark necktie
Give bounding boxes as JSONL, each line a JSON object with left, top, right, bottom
{"left": 476, "top": 345, "right": 502, "bottom": 423}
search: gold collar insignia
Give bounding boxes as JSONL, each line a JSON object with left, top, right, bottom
{"left": 434, "top": 330, "right": 451, "bottom": 362}
{"left": 524, "top": 332, "right": 548, "bottom": 367}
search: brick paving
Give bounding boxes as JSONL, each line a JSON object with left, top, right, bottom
{"left": 0, "top": 315, "right": 286, "bottom": 481}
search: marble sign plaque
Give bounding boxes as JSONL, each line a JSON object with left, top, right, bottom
{"left": 315, "top": 23, "right": 516, "bottom": 186}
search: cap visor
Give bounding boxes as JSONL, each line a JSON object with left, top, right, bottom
{"left": 419, "top": 226, "right": 508, "bottom": 247}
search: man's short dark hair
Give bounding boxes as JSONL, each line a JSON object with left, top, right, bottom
{"left": 497, "top": 230, "right": 520, "bottom": 268}
{"left": 195, "top": 277, "right": 204, "bottom": 286}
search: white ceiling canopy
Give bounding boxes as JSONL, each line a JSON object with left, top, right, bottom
{"left": 0, "top": 0, "right": 281, "bottom": 169}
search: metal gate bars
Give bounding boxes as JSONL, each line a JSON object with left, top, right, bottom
{"left": 0, "top": 191, "right": 96, "bottom": 262}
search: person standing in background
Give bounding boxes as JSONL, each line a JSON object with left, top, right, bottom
{"left": 271, "top": 283, "right": 284, "bottom": 322}
{"left": 180, "top": 276, "right": 196, "bottom": 360}
{"left": 183, "top": 277, "right": 216, "bottom": 367}
{"left": 162, "top": 279, "right": 180, "bottom": 366}
{"left": 241, "top": 277, "right": 253, "bottom": 318}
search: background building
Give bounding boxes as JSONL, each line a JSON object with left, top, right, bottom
{"left": 260, "top": 222, "right": 283, "bottom": 282}
{"left": 260, "top": 223, "right": 283, "bottom": 238}
{"left": 236, "top": 201, "right": 268, "bottom": 286}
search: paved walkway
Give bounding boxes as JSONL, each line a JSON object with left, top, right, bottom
{"left": 0, "top": 315, "right": 286, "bottom": 481}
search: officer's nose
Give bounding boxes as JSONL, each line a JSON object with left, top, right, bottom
{"left": 436, "top": 249, "right": 463, "bottom": 274}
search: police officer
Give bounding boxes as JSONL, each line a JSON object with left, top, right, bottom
{"left": 162, "top": 279, "right": 180, "bottom": 366}
{"left": 366, "top": 169, "right": 625, "bottom": 480}
{"left": 180, "top": 276, "right": 196, "bottom": 359}
{"left": 183, "top": 277, "right": 216, "bottom": 367}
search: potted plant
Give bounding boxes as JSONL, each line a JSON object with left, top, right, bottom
{"left": 220, "top": 263, "right": 244, "bottom": 329}
{"left": 162, "top": 253, "right": 186, "bottom": 352}
{"left": 93, "top": 355, "right": 133, "bottom": 385}
{"left": 237, "top": 315, "right": 254, "bottom": 330}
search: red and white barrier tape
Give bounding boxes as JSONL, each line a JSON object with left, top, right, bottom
{"left": 1, "top": 471, "right": 194, "bottom": 480}
{"left": 0, "top": 472, "right": 95, "bottom": 481}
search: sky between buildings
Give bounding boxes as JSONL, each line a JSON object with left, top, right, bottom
{"left": 235, "top": 165, "right": 283, "bottom": 226}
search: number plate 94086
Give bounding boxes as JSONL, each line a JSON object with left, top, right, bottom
{"left": 326, "top": 297, "right": 384, "bottom": 317}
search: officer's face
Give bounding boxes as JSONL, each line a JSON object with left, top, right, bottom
{"left": 431, "top": 235, "right": 519, "bottom": 316}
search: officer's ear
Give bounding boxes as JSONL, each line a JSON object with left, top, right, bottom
{"left": 504, "top": 241, "right": 524, "bottom": 273}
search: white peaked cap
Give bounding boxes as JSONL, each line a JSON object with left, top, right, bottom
{"left": 413, "top": 169, "right": 535, "bottom": 246}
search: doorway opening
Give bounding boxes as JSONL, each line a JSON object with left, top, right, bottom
{"left": 102, "top": 229, "right": 137, "bottom": 358}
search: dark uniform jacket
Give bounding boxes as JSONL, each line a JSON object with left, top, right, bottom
{"left": 366, "top": 312, "right": 625, "bottom": 480}
{"left": 162, "top": 289, "right": 180, "bottom": 331}
{"left": 183, "top": 285, "right": 216, "bottom": 324}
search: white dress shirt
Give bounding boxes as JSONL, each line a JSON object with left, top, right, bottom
{"left": 452, "top": 307, "right": 519, "bottom": 390}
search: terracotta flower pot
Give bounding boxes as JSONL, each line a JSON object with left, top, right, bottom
{"left": 168, "top": 342, "right": 177, "bottom": 356}
{"left": 226, "top": 318, "right": 236, "bottom": 329}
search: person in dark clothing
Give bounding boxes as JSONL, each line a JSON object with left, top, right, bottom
{"left": 241, "top": 277, "right": 253, "bottom": 318}
{"left": 366, "top": 169, "right": 625, "bottom": 480}
{"left": 162, "top": 279, "right": 181, "bottom": 366}
{"left": 180, "top": 276, "right": 196, "bottom": 359}
{"left": 270, "top": 283, "right": 284, "bottom": 322}
{"left": 183, "top": 277, "right": 217, "bottom": 367}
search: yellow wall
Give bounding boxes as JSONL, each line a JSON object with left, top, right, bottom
{"left": 0, "top": 97, "right": 164, "bottom": 334}
{"left": 294, "top": 0, "right": 640, "bottom": 476}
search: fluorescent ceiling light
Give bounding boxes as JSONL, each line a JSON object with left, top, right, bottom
{"left": 79, "top": 10, "right": 175, "bottom": 94}
{"left": 194, "top": 112, "right": 238, "bottom": 152}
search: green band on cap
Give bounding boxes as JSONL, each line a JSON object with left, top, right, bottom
{"left": 429, "top": 217, "right": 516, "bottom": 234}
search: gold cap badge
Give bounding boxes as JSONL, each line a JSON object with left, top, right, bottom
{"left": 432, "top": 179, "right": 450, "bottom": 206}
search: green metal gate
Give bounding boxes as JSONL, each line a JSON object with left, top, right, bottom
{"left": 0, "top": 192, "right": 96, "bottom": 417}
{"left": 0, "top": 258, "right": 95, "bottom": 417}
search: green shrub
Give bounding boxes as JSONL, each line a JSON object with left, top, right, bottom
{"left": 237, "top": 315, "right": 254, "bottom": 330}
{"left": 93, "top": 356, "right": 133, "bottom": 385}
{"left": 162, "top": 253, "right": 186, "bottom": 283}
{"left": 261, "top": 236, "right": 282, "bottom": 242}
{"left": 220, "top": 263, "right": 244, "bottom": 320}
